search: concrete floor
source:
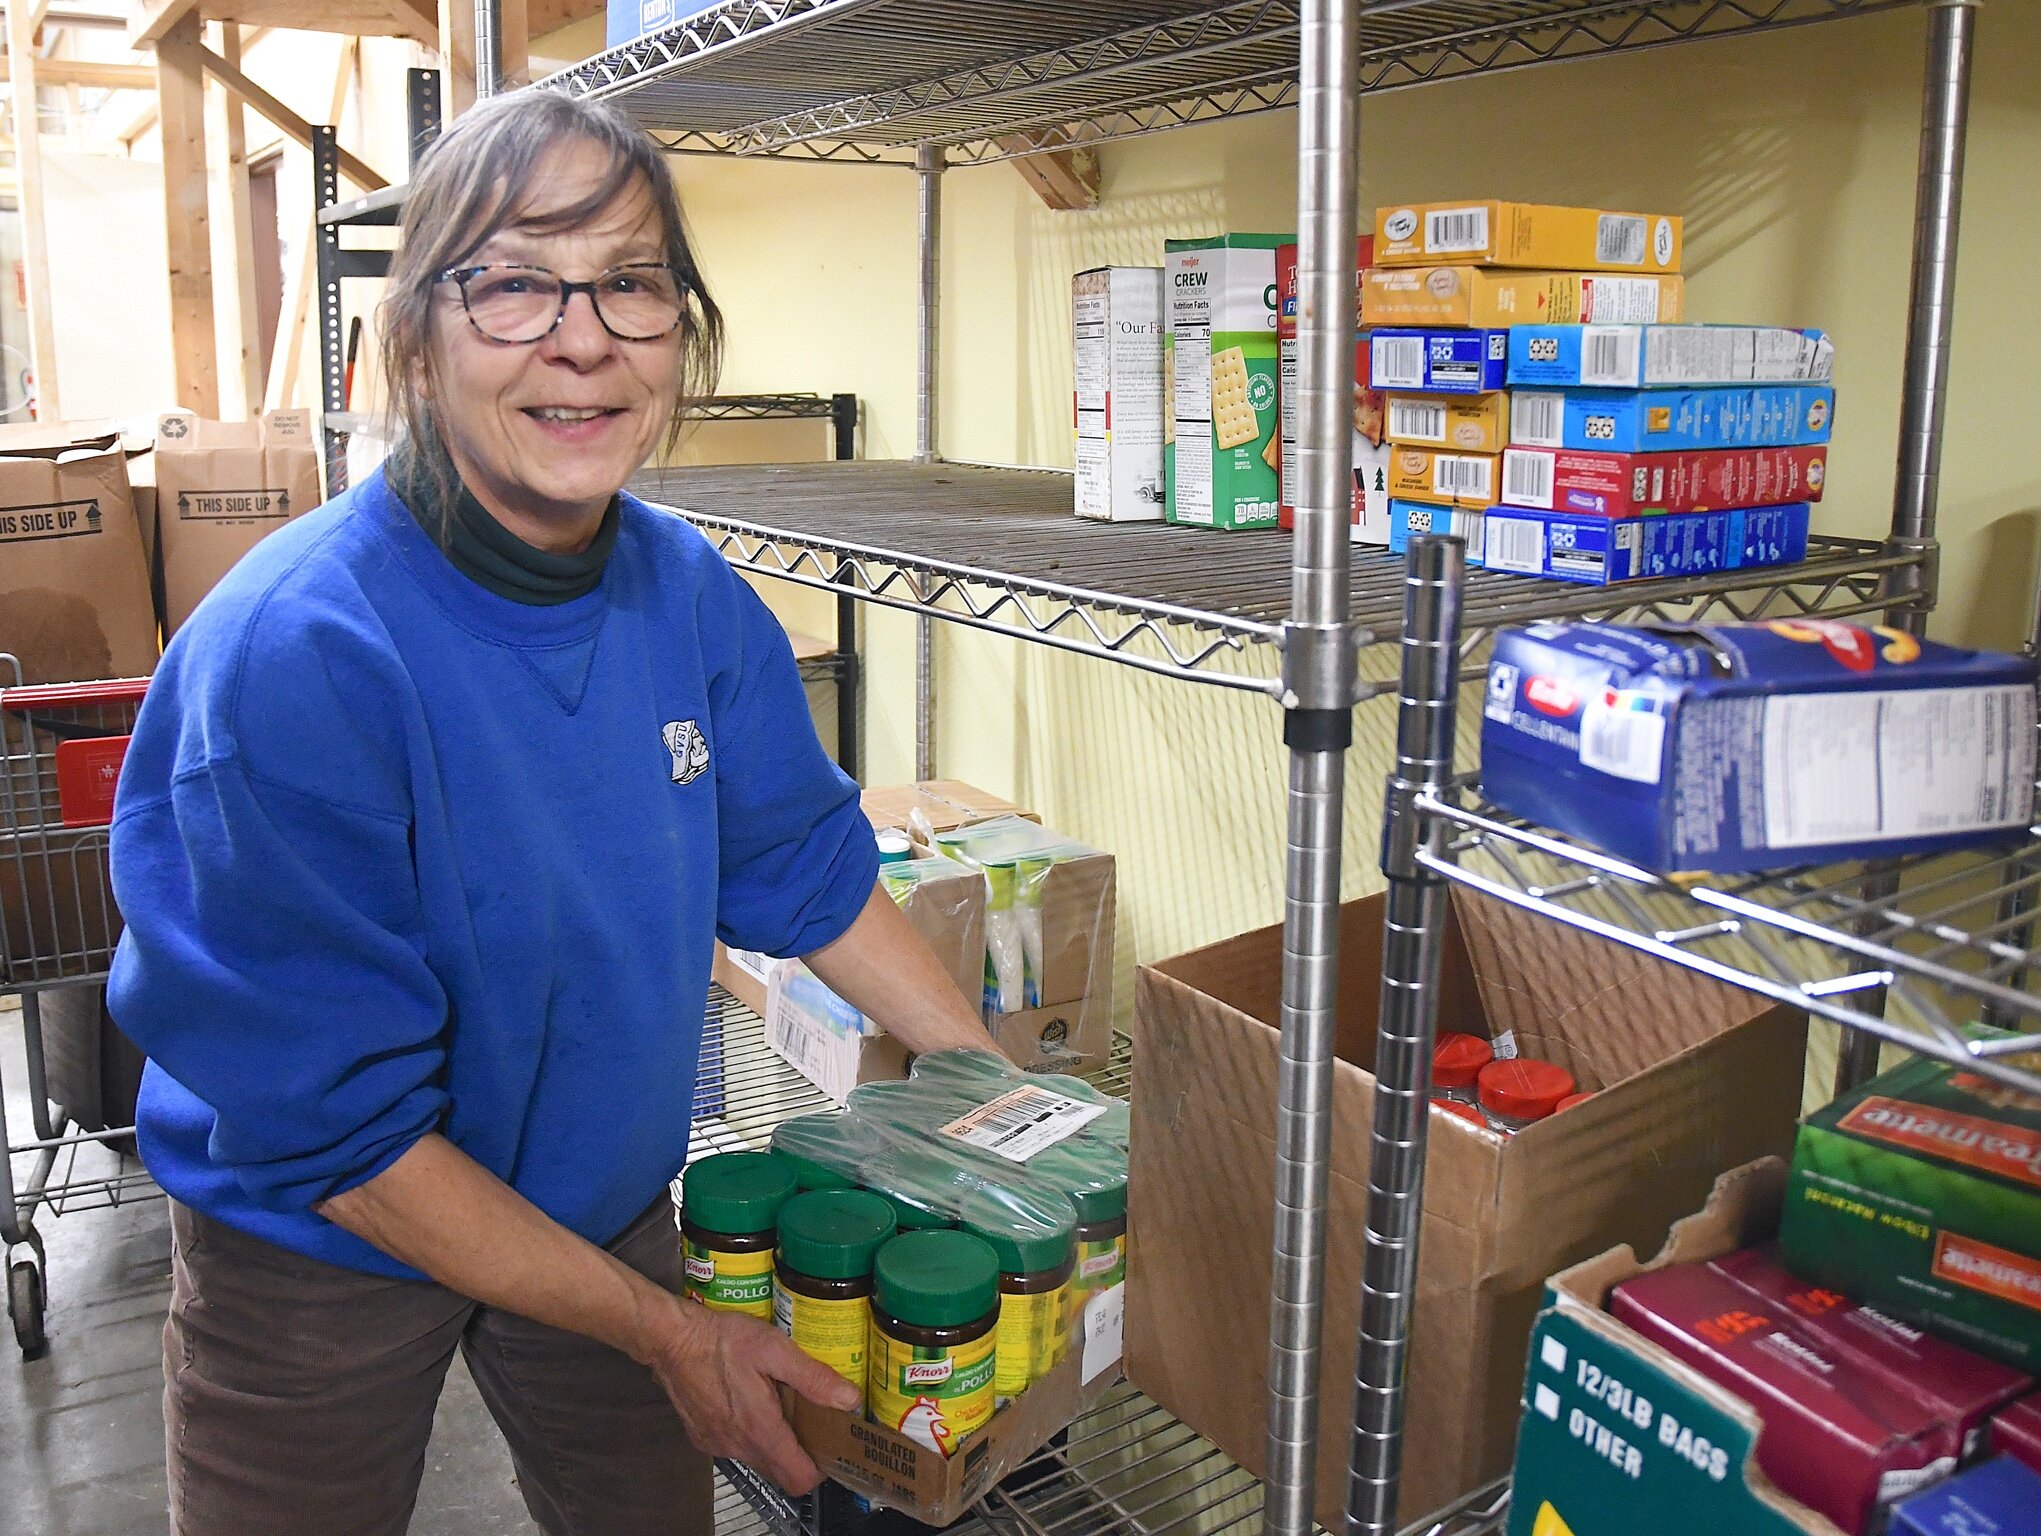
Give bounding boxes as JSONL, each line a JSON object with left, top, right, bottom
{"left": 0, "top": 999, "right": 542, "bottom": 1535}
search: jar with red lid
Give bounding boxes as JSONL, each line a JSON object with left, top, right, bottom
{"left": 1430, "top": 1096, "right": 1490, "bottom": 1131}
{"left": 1556, "top": 1091, "right": 1595, "bottom": 1113}
{"left": 1477, "top": 1058, "right": 1577, "bottom": 1133}
{"left": 1431, "top": 1032, "right": 1493, "bottom": 1105}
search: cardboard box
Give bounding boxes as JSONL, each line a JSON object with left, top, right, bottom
{"left": 1385, "top": 392, "right": 1510, "bottom": 454}
{"left": 1073, "top": 268, "right": 1166, "bottom": 522}
{"left": 1499, "top": 444, "right": 1829, "bottom": 517}
{"left": 860, "top": 780, "right": 1036, "bottom": 838}
{"left": 1480, "top": 502, "right": 1811, "bottom": 587}
{"left": 1388, "top": 445, "right": 1500, "bottom": 509}
{"left": 1361, "top": 267, "right": 1685, "bottom": 328}
{"left": 152, "top": 410, "right": 322, "bottom": 635}
{"left": 1480, "top": 622, "right": 2036, "bottom": 873}
{"left": 1507, "top": 325, "right": 1834, "bottom": 389}
{"left": 1994, "top": 1395, "right": 2041, "bottom": 1473}
{"left": 1890, "top": 1458, "right": 2041, "bottom": 1536}
{"left": 764, "top": 957, "right": 911, "bottom": 1104}
{"left": 927, "top": 818, "right": 1115, "bottom": 1015}
{"left": 1377, "top": 201, "right": 1683, "bottom": 273}
{"left": 1509, "top": 385, "right": 1836, "bottom": 453}
{"left": 1166, "top": 234, "right": 1289, "bottom": 530}
{"left": 604, "top": 0, "right": 719, "bottom": 47}
{"left": 1389, "top": 500, "right": 1486, "bottom": 565}
{"left": 1128, "top": 888, "right": 1807, "bottom": 1525}
{"left": 1368, "top": 328, "right": 1509, "bottom": 394}
{"left": 1275, "top": 241, "right": 1390, "bottom": 542}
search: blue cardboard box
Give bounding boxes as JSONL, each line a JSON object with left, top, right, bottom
{"left": 1388, "top": 499, "right": 1485, "bottom": 565}
{"left": 1506, "top": 325, "right": 1833, "bottom": 389}
{"left": 1891, "top": 1459, "right": 2041, "bottom": 1536}
{"left": 606, "top": 0, "right": 723, "bottom": 48}
{"left": 1481, "top": 621, "right": 2036, "bottom": 872}
{"left": 1510, "top": 384, "right": 1835, "bottom": 453}
{"left": 1481, "top": 502, "right": 1810, "bottom": 587}
{"left": 1368, "top": 328, "right": 1509, "bottom": 394}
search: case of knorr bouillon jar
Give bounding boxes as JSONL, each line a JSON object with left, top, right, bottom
{"left": 680, "top": 1152, "right": 796, "bottom": 1320}
{"left": 1480, "top": 620, "right": 2037, "bottom": 873}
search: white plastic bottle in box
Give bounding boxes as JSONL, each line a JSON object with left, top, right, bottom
{"left": 982, "top": 861, "right": 1026, "bottom": 1015}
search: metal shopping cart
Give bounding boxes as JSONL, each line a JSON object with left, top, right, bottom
{"left": 0, "top": 655, "right": 154, "bottom": 1354}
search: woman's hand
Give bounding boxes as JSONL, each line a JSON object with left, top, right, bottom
{"left": 641, "top": 1293, "right": 862, "bottom": 1494}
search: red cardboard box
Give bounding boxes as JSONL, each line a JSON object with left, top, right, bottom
{"left": 1499, "top": 442, "right": 1829, "bottom": 518}
{"left": 1993, "top": 1393, "right": 2041, "bottom": 1473}
{"left": 1275, "top": 239, "right": 1388, "bottom": 540}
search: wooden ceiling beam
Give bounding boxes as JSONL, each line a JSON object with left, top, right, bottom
{"left": 195, "top": 39, "right": 387, "bottom": 189}
{"left": 0, "top": 54, "right": 157, "bottom": 88}
{"left": 127, "top": 0, "right": 197, "bottom": 49}
{"left": 997, "top": 141, "right": 1101, "bottom": 212}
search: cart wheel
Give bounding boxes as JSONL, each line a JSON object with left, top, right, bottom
{"left": 9, "top": 1259, "right": 45, "bottom": 1356}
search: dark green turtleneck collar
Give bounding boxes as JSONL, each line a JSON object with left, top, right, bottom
{"left": 386, "top": 437, "right": 620, "bottom": 607}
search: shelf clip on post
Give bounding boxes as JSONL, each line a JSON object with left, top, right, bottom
{"left": 314, "top": 126, "right": 348, "bottom": 497}
{"left": 914, "top": 145, "right": 944, "bottom": 780}
{"left": 1347, "top": 534, "right": 1465, "bottom": 1536}
{"left": 1264, "top": 0, "right": 1360, "bottom": 1534}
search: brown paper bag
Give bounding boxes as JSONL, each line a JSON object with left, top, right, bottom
{"left": 152, "top": 410, "right": 323, "bottom": 636}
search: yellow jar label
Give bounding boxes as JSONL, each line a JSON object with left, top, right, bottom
{"left": 868, "top": 1322, "right": 996, "bottom": 1457}
{"left": 1074, "top": 1234, "right": 1126, "bottom": 1299}
{"left": 994, "top": 1284, "right": 1070, "bottom": 1402}
{"left": 775, "top": 1281, "right": 870, "bottom": 1394}
{"left": 683, "top": 1239, "right": 774, "bottom": 1320}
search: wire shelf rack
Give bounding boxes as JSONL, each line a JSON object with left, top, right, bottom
{"left": 543, "top": 0, "right": 1924, "bottom": 164}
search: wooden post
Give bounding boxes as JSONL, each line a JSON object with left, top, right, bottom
{"left": 436, "top": 0, "right": 476, "bottom": 117}
{"left": 6, "top": 0, "right": 58, "bottom": 417}
{"left": 156, "top": 10, "right": 219, "bottom": 416}
{"left": 208, "top": 22, "right": 260, "bottom": 417}
{"left": 499, "top": 0, "right": 527, "bottom": 89}
{"left": 997, "top": 142, "right": 1102, "bottom": 212}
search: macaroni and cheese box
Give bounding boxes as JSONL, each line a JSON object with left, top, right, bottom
{"left": 1480, "top": 621, "right": 2037, "bottom": 873}
{"left": 1361, "top": 267, "right": 1685, "bottom": 328}
{"left": 1274, "top": 239, "right": 1390, "bottom": 542}
{"left": 1367, "top": 328, "right": 1509, "bottom": 394}
{"left": 1890, "top": 1457, "right": 2041, "bottom": 1536}
{"left": 1388, "top": 446, "right": 1499, "bottom": 509}
{"left": 1510, "top": 385, "right": 1836, "bottom": 453}
{"left": 1499, "top": 444, "right": 1829, "bottom": 518}
{"left": 1167, "top": 234, "right": 1289, "bottom": 530}
{"left": 1481, "top": 502, "right": 1809, "bottom": 588}
{"left": 1385, "top": 392, "right": 1509, "bottom": 454}
{"left": 1507, "top": 325, "right": 1834, "bottom": 389}
{"left": 1388, "top": 500, "right": 1485, "bottom": 566}
{"left": 1073, "top": 267, "right": 1166, "bottom": 522}
{"left": 1994, "top": 1396, "right": 2041, "bottom": 1473}
{"left": 1376, "top": 202, "right": 1683, "bottom": 273}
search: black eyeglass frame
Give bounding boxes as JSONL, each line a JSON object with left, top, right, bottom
{"left": 435, "top": 261, "right": 690, "bottom": 344}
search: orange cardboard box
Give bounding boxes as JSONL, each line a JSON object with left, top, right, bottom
{"left": 1376, "top": 200, "right": 1683, "bottom": 272}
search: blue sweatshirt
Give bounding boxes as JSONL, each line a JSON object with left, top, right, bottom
{"left": 107, "top": 469, "right": 877, "bottom": 1277}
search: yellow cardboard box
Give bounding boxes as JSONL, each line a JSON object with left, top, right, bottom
{"left": 1376, "top": 201, "right": 1683, "bottom": 273}
{"left": 1387, "top": 446, "right": 1501, "bottom": 510}
{"left": 1382, "top": 392, "right": 1509, "bottom": 454}
{"left": 1360, "top": 267, "right": 1685, "bottom": 328}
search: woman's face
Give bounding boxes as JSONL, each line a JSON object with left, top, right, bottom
{"left": 424, "top": 136, "right": 685, "bottom": 544}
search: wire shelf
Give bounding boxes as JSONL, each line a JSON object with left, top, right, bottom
{"left": 543, "top": 0, "right": 1923, "bottom": 163}
{"left": 1412, "top": 791, "right": 2041, "bottom": 1095}
{"left": 626, "top": 461, "right": 1916, "bottom": 697}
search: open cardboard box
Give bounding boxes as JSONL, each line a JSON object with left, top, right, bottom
{"left": 862, "top": 780, "right": 1037, "bottom": 836}
{"left": 1126, "top": 885, "right": 1806, "bottom": 1525}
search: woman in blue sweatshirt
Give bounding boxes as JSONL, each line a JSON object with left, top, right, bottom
{"left": 107, "top": 90, "right": 1001, "bottom": 1536}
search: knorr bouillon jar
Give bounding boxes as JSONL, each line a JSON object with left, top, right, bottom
{"left": 774, "top": 1190, "right": 897, "bottom": 1397}
{"left": 680, "top": 1152, "right": 797, "bottom": 1320}
{"left": 963, "top": 1196, "right": 1076, "bottom": 1406}
{"left": 868, "top": 1230, "right": 1000, "bottom": 1456}
{"left": 1066, "top": 1172, "right": 1128, "bottom": 1304}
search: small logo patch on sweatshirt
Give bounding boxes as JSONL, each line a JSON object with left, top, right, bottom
{"left": 662, "top": 719, "right": 710, "bottom": 785}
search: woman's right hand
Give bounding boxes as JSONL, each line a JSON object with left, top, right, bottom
{"left": 642, "top": 1293, "right": 862, "bottom": 1494}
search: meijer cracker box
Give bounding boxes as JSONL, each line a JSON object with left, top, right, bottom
{"left": 1362, "top": 267, "right": 1685, "bottom": 328}
{"left": 1376, "top": 201, "right": 1683, "bottom": 273}
{"left": 1499, "top": 444, "right": 1828, "bottom": 518}
{"left": 1166, "top": 234, "right": 1288, "bottom": 530}
{"left": 1509, "top": 385, "right": 1835, "bottom": 454}
{"left": 1275, "top": 239, "right": 1390, "bottom": 542}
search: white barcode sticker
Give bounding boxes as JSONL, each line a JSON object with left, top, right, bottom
{"left": 1579, "top": 326, "right": 1642, "bottom": 387}
{"left": 1502, "top": 449, "right": 1556, "bottom": 510}
{"left": 1580, "top": 693, "right": 1667, "bottom": 784}
{"left": 1434, "top": 454, "right": 1493, "bottom": 499}
{"left": 939, "top": 1084, "right": 1107, "bottom": 1163}
{"left": 1388, "top": 398, "right": 1447, "bottom": 443}
{"left": 1596, "top": 214, "right": 1648, "bottom": 267}
{"left": 1512, "top": 393, "right": 1565, "bottom": 448}
{"left": 1484, "top": 515, "right": 1546, "bottom": 575}
{"left": 1490, "top": 1030, "right": 1520, "bottom": 1061}
{"left": 1426, "top": 206, "right": 1490, "bottom": 255}
{"left": 1371, "top": 336, "right": 1426, "bottom": 390}
{"left": 1581, "top": 278, "right": 1664, "bottom": 325}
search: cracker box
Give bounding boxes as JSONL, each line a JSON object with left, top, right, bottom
{"left": 1368, "top": 328, "right": 1509, "bottom": 394}
{"left": 1510, "top": 385, "right": 1836, "bottom": 454}
{"left": 1385, "top": 392, "right": 1510, "bottom": 454}
{"left": 1274, "top": 239, "right": 1390, "bottom": 543}
{"left": 1507, "top": 325, "right": 1834, "bottom": 389}
{"left": 1500, "top": 444, "right": 1829, "bottom": 518}
{"left": 1073, "top": 268, "right": 1166, "bottom": 522}
{"left": 1479, "top": 621, "right": 2037, "bottom": 873}
{"left": 1481, "top": 502, "right": 1809, "bottom": 588}
{"left": 1780, "top": 1045, "right": 2041, "bottom": 1371}
{"left": 1361, "top": 267, "right": 1685, "bottom": 328}
{"left": 1377, "top": 201, "right": 1683, "bottom": 273}
{"left": 1388, "top": 500, "right": 1486, "bottom": 566}
{"left": 1387, "top": 445, "right": 1500, "bottom": 509}
{"left": 1166, "top": 234, "right": 1289, "bottom": 530}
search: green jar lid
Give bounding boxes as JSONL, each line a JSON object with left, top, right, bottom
{"left": 777, "top": 1190, "right": 897, "bottom": 1280}
{"left": 881, "top": 1190, "right": 955, "bottom": 1231}
{"left": 777, "top": 1146, "right": 855, "bottom": 1193}
{"left": 1067, "top": 1170, "right": 1128, "bottom": 1228}
{"left": 962, "top": 1208, "right": 1074, "bottom": 1277}
{"left": 682, "top": 1151, "right": 797, "bottom": 1236}
{"left": 875, "top": 1231, "right": 1001, "bottom": 1329}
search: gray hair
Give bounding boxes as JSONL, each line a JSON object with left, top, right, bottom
{"left": 376, "top": 90, "right": 723, "bottom": 497}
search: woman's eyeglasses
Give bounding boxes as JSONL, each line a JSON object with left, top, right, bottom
{"left": 437, "top": 262, "right": 688, "bottom": 344}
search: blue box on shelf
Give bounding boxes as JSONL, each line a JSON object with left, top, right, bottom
{"left": 1367, "top": 329, "right": 1509, "bottom": 394}
{"left": 1480, "top": 501, "right": 1810, "bottom": 587}
{"left": 1509, "top": 384, "right": 1835, "bottom": 453}
{"left": 1505, "top": 325, "right": 1833, "bottom": 389}
{"left": 1890, "top": 1458, "right": 2041, "bottom": 1536}
{"left": 606, "top": 0, "right": 724, "bottom": 49}
{"left": 1388, "top": 500, "right": 1485, "bottom": 565}
{"left": 1480, "top": 620, "right": 2037, "bottom": 873}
